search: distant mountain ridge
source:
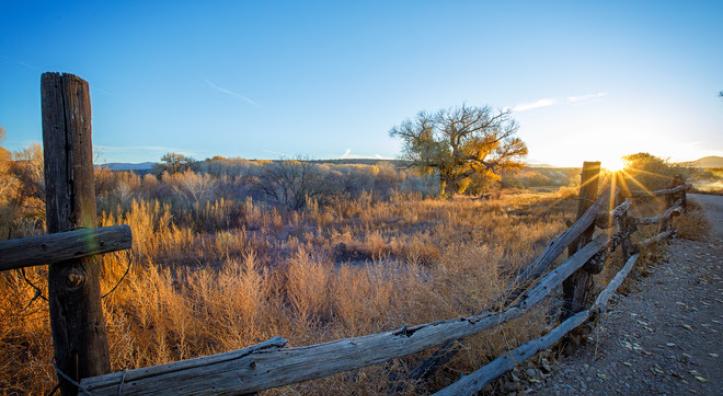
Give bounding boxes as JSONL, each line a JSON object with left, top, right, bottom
{"left": 97, "top": 156, "right": 723, "bottom": 172}
{"left": 680, "top": 156, "right": 723, "bottom": 168}
{"left": 99, "top": 162, "right": 155, "bottom": 171}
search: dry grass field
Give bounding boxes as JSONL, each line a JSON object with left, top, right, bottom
{"left": 0, "top": 156, "right": 709, "bottom": 395}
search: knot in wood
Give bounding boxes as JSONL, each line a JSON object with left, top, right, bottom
{"left": 393, "top": 325, "right": 421, "bottom": 337}
{"left": 66, "top": 268, "right": 85, "bottom": 289}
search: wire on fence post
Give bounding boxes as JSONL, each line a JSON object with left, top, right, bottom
{"left": 19, "top": 267, "right": 49, "bottom": 302}
{"left": 53, "top": 363, "right": 95, "bottom": 396}
{"left": 102, "top": 260, "right": 131, "bottom": 299}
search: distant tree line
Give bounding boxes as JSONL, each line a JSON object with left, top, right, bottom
{"left": 136, "top": 104, "right": 531, "bottom": 202}
{"left": 120, "top": 153, "right": 439, "bottom": 212}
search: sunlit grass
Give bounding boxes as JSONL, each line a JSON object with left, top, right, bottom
{"left": 0, "top": 154, "right": 697, "bottom": 394}
{"left": 0, "top": 189, "right": 577, "bottom": 394}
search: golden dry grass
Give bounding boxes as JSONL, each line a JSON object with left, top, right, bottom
{"left": 0, "top": 162, "right": 702, "bottom": 395}
{"left": 0, "top": 190, "right": 579, "bottom": 395}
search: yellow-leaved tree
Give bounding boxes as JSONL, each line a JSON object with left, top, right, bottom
{"left": 390, "top": 105, "right": 527, "bottom": 197}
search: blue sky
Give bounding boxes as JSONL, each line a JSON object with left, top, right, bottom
{"left": 1, "top": 0, "right": 722, "bottom": 166}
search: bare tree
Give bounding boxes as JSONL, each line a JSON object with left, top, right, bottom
{"left": 163, "top": 170, "right": 217, "bottom": 205}
{"left": 390, "top": 105, "right": 527, "bottom": 197}
{"left": 256, "top": 160, "right": 326, "bottom": 210}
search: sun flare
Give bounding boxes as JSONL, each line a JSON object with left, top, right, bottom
{"left": 604, "top": 156, "right": 627, "bottom": 172}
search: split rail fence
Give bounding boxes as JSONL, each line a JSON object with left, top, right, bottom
{"left": 0, "top": 73, "right": 691, "bottom": 395}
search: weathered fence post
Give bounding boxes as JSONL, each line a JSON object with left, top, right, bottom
{"left": 42, "top": 72, "right": 110, "bottom": 395}
{"left": 659, "top": 175, "right": 685, "bottom": 233}
{"left": 671, "top": 174, "right": 686, "bottom": 212}
{"left": 615, "top": 199, "right": 635, "bottom": 260}
{"left": 665, "top": 175, "right": 678, "bottom": 209}
{"left": 561, "top": 161, "right": 601, "bottom": 319}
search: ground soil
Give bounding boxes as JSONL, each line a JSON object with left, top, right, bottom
{"left": 529, "top": 194, "right": 723, "bottom": 395}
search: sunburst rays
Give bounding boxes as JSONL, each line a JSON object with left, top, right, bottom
{"left": 608, "top": 164, "right": 674, "bottom": 198}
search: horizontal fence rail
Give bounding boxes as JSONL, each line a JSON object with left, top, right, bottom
{"left": 637, "top": 202, "right": 683, "bottom": 225}
{"left": 0, "top": 225, "right": 132, "bottom": 272}
{"left": 630, "top": 183, "right": 691, "bottom": 198}
{"left": 639, "top": 229, "right": 676, "bottom": 247}
{"left": 513, "top": 193, "right": 607, "bottom": 286}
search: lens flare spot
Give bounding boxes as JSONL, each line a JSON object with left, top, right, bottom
{"left": 605, "top": 156, "right": 626, "bottom": 172}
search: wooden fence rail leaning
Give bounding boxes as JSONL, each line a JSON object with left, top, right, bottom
{"left": 0, "top": 73, "right": 691, "bottom": 396}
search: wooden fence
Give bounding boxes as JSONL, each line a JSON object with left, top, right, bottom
{"left": 0, "top": 73, "right": 691, "bottom": 395}
{"left": 0, "top": 73, "right": 133, "bottom": 395}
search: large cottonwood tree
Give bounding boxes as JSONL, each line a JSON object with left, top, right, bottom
{"left": 156, "top": 152, "right": 196, "bottom": 174}
{"left": 390, "top": 105, "right": 527, "bottom": 197}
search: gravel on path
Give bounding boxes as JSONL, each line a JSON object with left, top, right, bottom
{"left": 530, "top": 194, "right": 723, "bottom": 396}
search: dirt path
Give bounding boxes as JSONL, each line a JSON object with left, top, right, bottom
{"left": 531, "top": 194, "right": 723, "bottom": 396}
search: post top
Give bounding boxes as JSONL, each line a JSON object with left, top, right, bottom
{"left": 41, "top": 72, "right": 88, "bottom": 85}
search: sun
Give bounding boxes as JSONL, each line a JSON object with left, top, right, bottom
{"left": 605, "top": 156, "right": 627, "bottom": 172}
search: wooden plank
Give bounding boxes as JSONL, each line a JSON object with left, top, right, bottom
{"left": 665, "top": 176, "right": 686, "bottom": 209}
{"left": 630, "top": 183, "right": 691, "bottom": 198}
{"left": 613, "top": 193, "right": 636, "bottom": 259}
{"left": 638, "top": 229, "right": 675, "bottom": 248}
{"left": 636, "top": 202, "right": 683, "bottom": 225}
{"left": 611, "top": 200, "right": 632, "bottom": 218}
{"left": 562, "top": 161, "right": 600, "bottom": 319}
{"left": 433, "top": 254, "right": 639, "bottom": 396}
{"left": 593, "top": 254, "right": 640, "bottom": 312}
{"left": 655, "top": 183, "right": 690, "bottom": 196}
{"left": 80, "top": 234, "right": 611, "bottom": 395}
{"left": 659, "top": 199, "right": 683, "bottom": 233}
{"left": 513, "top": 192, "right": 606, "bottom": 286}
{"left": 569, "top": 162, "right": 602, "bottom": 255}
{"left": 595, "top": 200, "right": 631, "bottom": 229}
{"left": 434, "top": 311, "right": 591, "bottom": 396}
{"left": 0, "top": 225, "right": 131, "bottom": 272}
{"left": 111, "top": 337, "right": 288, "bottom": 391}
{"left": 42, "top": 72, "right": 111, "bottom": 395}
